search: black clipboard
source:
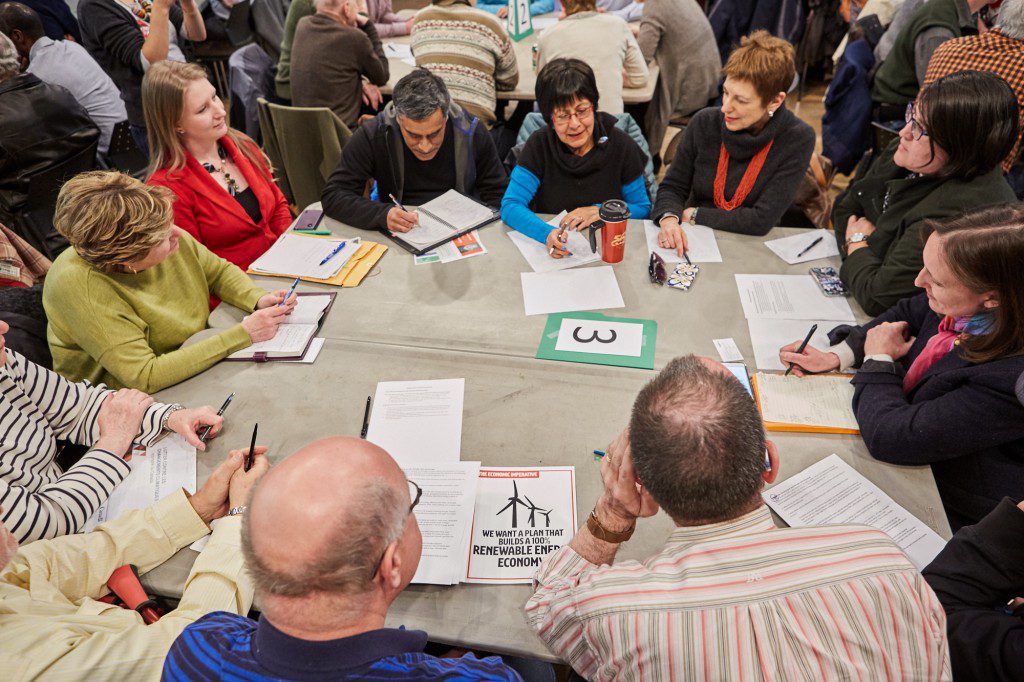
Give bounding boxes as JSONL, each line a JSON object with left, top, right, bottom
{"left": 224, "top": 292, "right": 337, "bottom": 362}
{"left": 388, "top": 198, "right": 500, "bottom": 256}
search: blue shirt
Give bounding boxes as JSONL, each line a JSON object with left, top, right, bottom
{"left": 163, "top": 612, "right": 523, "bottom": 681}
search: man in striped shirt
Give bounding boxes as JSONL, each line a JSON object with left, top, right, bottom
{"left": 0, "top": 319, "right": 228, "bottom": 543}
{"left": 525, "top": 355, "right": 952, "bottom": 680}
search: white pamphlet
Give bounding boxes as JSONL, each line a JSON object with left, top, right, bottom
{"left": 286, "top": 295, "right": 333, "bottom": 325}
{"left": 506, "top": 212, "right": 602, "bottom": 273}
{"left": 365, "top": 378, "right": 465, "bottom": 465}
{"left": 466, "top": 467, "right": 577, "bottom": 584}
{"left": 763, "top": 454, "right": 947, "bottom": 569}
{"left": 754, "top": 372, "right": 859, "bottom": 431}
{"left": 414, "top": 231, "right": 487, "bottom": 264}
{"left": 384, "top": 42, "right": 416, "bottom": 65}
{"left": 405, "top": 461, "right": 481, "bottom": 585}
{"left": 520, "top": 266, "right": 624, "bottom": 316}
{"left": 713, "top": 337, "right": 744, "bottom": 362}
{"left": 249, "top": 234, "right": 359, "bottom": 279}
{"left": 643, "top": 220, "right": 722, "bottom": 263}
{"left": 229, "top": 323, "right": 317, "bottom": 359}
{"left": 554, "top": 317, "right": 644, "bottom": 357}
{"left": 735, "top": 274, "right": 856, "bottom": 322}
{"left": 83, "top": 434, "right": 196, "bottom": 532}
{"left": 746, "top": 318, "right": 848, "bottom": 370}
{"left": 764, "top": 229, "right": 841, "bottom": 264}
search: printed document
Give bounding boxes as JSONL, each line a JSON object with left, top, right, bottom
{"left": 507, "top": 212, "right": 601, "bottom": 272}
{"left": 404, "top": 461, "right": 481, "bottom": 585}
{"left": 228, "top": 323, "right": 317, "bottom": 359}
{"left": 763, "top": 454, "right": 947, "bottom": 569}
{"left": 366, "top": 378, "right": 465, "bottom": 465}
{"left": 755, "top": 372, "right": 859, "bottom": 430}
{"left": 643, "top": 220, "right": 722, "bottom": 263}
{"left": 414, "top": 231, "right": 487, "bottom": 264}
{"left": 249, "top": 234, "right": 359, "bottom": 279}
{"left": 747, "top": 318, "right": 849, "bottom": 370}
{"left": 520, "top": 266, "right": 624, "bottom": 315}
{"left": 736, "top": 274, "right": 856, "bottom": 321}
{"left": 764, "top": 229, "right": 840, "bottom": 264}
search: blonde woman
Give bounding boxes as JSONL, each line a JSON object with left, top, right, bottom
{"left": 145, "top": 61, "right": 292, "bottom": 273}
{"left": 43, "top": 171, "right": 297, "bottom": 393}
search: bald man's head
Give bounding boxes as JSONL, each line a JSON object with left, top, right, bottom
{"left": 241, "top": 437, "right": 419, "bottom": 599}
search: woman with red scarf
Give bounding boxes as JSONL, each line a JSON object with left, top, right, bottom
{"left": 779, "top": 203, "right": 1024, "bottom": 531}
{"left": 650, "top": 30, "right": 815, "bottom": 255}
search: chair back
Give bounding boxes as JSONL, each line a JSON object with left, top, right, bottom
{"left": 257, "top": 97, "right": 293, "bottom": 204}
{"left": 226, "top": 0, "right": 254, "bottom": 46}
{"left": 100, "top": 120, "right": 149, "bottom": 179}
{"left": 260, "top": 101, "right": 352, "bottom": 210}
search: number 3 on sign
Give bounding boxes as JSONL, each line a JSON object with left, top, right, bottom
{"left": 555, "top": 318, "right": 644, "bottom": 357}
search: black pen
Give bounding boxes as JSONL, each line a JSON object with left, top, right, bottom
{"left": 785, "top": 324, "right": 818, "bottom": 376}
{"left": 245, "top": 423, "right": 258, "bottom": 472}
{"left": 684, "top": 251, "right": 692, "bottom": 266}
{"left": 199, "top": 392, "right": 234, "bottom": 443}
{"left": 795, "top": 235, "right": 824, "bottom": 259}
{"left": 360, "top": 396, "right": 372, "bottom": 438}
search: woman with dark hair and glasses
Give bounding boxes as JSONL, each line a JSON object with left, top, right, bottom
{"left": 780, "top": 203, "right": 1024, "bottom": 530}
{"left": 500, "top": 58, "right": 650, "bottom": 259}
{"left": 834, "top": 70, "right": 1018, "bottom": 316}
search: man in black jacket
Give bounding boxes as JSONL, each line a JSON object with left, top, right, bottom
{"left": 321, "top": 69, "right": 508, "bottom": 234}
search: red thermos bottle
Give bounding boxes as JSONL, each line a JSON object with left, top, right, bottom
{"left": 598, "top": 200, "right": 629, "bottom": 264}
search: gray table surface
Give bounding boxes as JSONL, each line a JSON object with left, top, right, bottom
{"left": 147, "top": 211, "right": 952, "bottom": 661}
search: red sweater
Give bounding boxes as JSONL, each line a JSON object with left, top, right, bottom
{"left": 148, "top": 136, "right": 292, "bottom": 273}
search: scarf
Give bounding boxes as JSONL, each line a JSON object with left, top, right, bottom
{"left": 901, "top": 312, "right": 993, "bottom": 393}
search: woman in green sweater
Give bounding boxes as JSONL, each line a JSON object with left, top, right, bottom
{"left": 43, "top": 171, "right": 297, "bottom": 392}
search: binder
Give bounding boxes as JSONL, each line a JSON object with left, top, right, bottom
{"left": 750, "top": 373, "right": 861, "bottom": 435}
{"left": 388, "top": 191, "right": 500, "bottom": 256}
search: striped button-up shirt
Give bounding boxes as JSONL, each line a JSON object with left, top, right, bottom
{"left": 0, "top": 349, "right": 174, "bottom": 543}
{"left": 525, "top": 506, "right": 951, "bottom": 681}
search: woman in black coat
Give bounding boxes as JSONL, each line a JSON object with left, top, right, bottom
{"left": 779, "top": 203, "right": 1024, "bottom": 530}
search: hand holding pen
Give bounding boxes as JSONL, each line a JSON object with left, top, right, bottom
{"left": 199, "top": 392, "right": 234, "bottom": 443}
{"left": 387, "top": 194, "right": 419, "bottom": 234}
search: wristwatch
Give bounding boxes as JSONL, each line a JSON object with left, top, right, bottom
{"left": 586, "top": 509, "right": 635, "bottom": 543}
{"left": 159, "top": 404, "right": 185, "bottom": 432}
{"left": 228, "top": 506, "right": 247, "bottom": 517}
{"left": 847, "top": 232, "right": 867, "bottom": 247}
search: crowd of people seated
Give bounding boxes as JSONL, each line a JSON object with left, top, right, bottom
{"left": 1, "top": 0, "right": 1024, "bottom": 677}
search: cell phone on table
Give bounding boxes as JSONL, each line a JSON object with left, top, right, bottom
{"left": 293, "top": 208, "right": 324, "bottom": 231}
{"left": 809, "top": 266, "right": 849, "bottom": 297}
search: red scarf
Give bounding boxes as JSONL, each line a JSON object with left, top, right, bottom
{"left": 713, "top": 141, "right": 774, "bottom": 211}
{"left": 902, "top": 314, "right": 991, "bottom": 392}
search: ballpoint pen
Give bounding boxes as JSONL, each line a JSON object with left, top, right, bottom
{"left": 785, "top": 324, "right": 818, "bottom": 376}
{"left": 795, "top": 236, "right": 824, "bottom": 259}
{"left": 278, "top": 277, "right": 300, "bottom": 306}
{"left": 199, "top": 392, "right": 234, "bottom": 443}
{"left": 548, "top": 224, "right": 568, "bottom": 256}
{"left": 245, "top": 423, "right": 258, "bottom": 472}
{"left": 360, "top": 396, "right": 372, "bottom": 438}
{"left": 318, "top": 241, "right": 348, "bottom": 267}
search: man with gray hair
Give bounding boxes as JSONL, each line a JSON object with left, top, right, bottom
{"left": 321, "top": 68, "right": 508, "bottom": 234}
{"left": 163, "top": 436, "right": 522, "bottom": 680}
{"left": 526, "top": 355, "right": 952, "bottom": 680}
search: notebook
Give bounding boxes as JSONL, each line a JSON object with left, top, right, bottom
{"left": 751, "top": 372, "right": 860, "bottom": 434}
{"left": 390, "top": 190, "right": 500, "bottom": 256}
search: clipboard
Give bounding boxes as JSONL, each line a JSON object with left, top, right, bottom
{"left": 750, "top": 373, "right": 861, "bottom": 434}
{"left": 390, "top": 198, "right": 500, "bottom": 256}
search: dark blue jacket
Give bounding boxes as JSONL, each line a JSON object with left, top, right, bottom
{"left": 822, "top": 39, "right": 875, "bottom": 174}
{"left": 707, "top": 0, "right": 804, "bottom": 62}
{"left": 829, "top": 293, "right": 1024, "bottom": 530}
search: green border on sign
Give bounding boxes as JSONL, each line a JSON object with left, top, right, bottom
{"left": 536, "top": 312, "right": 657, "bottom": 369}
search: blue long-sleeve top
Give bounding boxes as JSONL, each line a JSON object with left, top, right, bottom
{"left": 477, "top": 0, "right": 556, "bottom": 16}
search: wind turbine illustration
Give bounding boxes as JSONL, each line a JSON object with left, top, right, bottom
{"left": 496, "top": 480, "right": 530, "bottom": 528}
{"left": 537, "top": 508, "right": 553, "bottom": 528}
{"left": 524, "top": 495, "right": 551, "bottom": 528}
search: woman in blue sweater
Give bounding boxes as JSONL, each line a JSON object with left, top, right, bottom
{"left": 501, "top": 58, "right": 650, "bottom": 259}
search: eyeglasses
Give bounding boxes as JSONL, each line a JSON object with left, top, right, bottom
{"left": 904, "top": 102, "right": 929, "bottom": 141}
{"left": 373, "top": 479, "right": 422, "bottom": 576}
{"left": 551, "top": 102, "right": 594, "bottom": 126}
{"left": 649, "top": 251, "right": 699, "bottom": 291}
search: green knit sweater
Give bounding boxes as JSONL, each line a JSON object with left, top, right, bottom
{"left": 43, "top": 233, "right": 265, "bottom": 392}
{"left": 275, "top": 0, "right": 315, "bottom": 100}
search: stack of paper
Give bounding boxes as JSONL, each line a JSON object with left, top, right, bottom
{"left": 365, "top": 378, "right": 465, "bottom": 465}
{"left": 507, "top": 212, "right": 601, "bottom": 273}
{"left": 404, "top": 461, "right": 481, "bottom": 585}
{"left": 250, "top": 234, "right": 360, "bottom": 280}
{"left": 643, "top": 220, "right": 722, "bottom": 263}
{"left": 764, "top": 230, "right": 841, "bottom": 264}
{"left": 753, "top": 372, "right": 859, "bottom": 432}
{"left": 520, "top": 266, "right": 625, "bottom": 315}
{"left": 763, "top": 454, "right": 947, "bottom": 569}
{"left": 230, "top": 323, "right": 318, "bottom": 360}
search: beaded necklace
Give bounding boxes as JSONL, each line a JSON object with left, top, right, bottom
{"left": 200, "top": 145, "right": 239, "bottom": 197}
{"left": 712, "top": 141, "right": 774, "bottom": 211}
{"left": 124, "top": 0, "right": 152, "bottom": 24}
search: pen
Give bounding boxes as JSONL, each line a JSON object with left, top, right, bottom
{"left": 548, "top": 225, "right": 568, "bottom": 256}
{"left": 684, "top": 251, "right": 692, "bottom": 266}
{"left": 294, "top": 229, "right": 332, "bottom": 235}
{"left": 317, "top": 240, "right": 348, "bottom": 267}
{"left": 278, "top": 277, "right": 300, "bottom": 306}
{"left": 593, "top": 450, "right": 606, "bottom": 458}
{"left": 360, "top": 396, "right": 372, "bottom": 438}
{"left": 245, "top": 423, "right": 258, "bottom": 473}
{"left": 198, "top": 392, "right": 234, "bottom": 443}
{"left": 785, "top": 324, "right": 818, "bottom": 376}
{"left": 388, "top": 193, "right": 409, "bottom": 212}
{"left": 795, "top": 235, "right": 824, "bottom": 259}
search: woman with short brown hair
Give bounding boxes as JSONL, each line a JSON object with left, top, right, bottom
{"left": 780, "top": 203, "right": 1024, "bottom": 530}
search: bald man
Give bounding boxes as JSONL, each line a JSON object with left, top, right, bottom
{"left": 163, "top": 436, "right": 522, "bottom": 681}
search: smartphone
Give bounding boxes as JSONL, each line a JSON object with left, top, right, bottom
{"left": 809, "top": 266, "right": 849, "bottom": 297}
{"left": 293, "top": 208, "right": 324, "bottom": 231}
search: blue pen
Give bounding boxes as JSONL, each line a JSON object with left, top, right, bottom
{"left": 318, "top": 241, "right": 348, "bottom": 267}
{"left": 593, "top": 450, "right": 606, "bottom": 458}
{"left": 278, "top": 277, "right": 300, "bottom": 306}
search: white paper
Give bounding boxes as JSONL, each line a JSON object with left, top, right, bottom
{"left": 286, "top": 295, "right": 332, "bottom": 325}
{"left": 735, "top": 274, "right": 856, "bottom": 322}
{"left": 713, "top": 338, "right": 744, "bottom": 362}
{"left": 755, "top": 372, "right": 859, "bottom": 430}
{"left": 366, "top": 379, "right": 465, "bottom": 465}
{"left": 746, "top": 318, "right": 848, "bottom": 371}
{"left": 384, "top": 42, "right": 413, "bottom": 59}
{"left": 764, "top": 229, "right": 841, "bottom": 264}
{"left": 279, "top": 337, "right": 325, "bottom": 364}
{"left": 554, "top": 317, "right": 644, "bottom": 357}
{"left": 249, "top": 234, "right": 359, "bottom": 279}
{"left": 405, "top": 461, "right": 481, "bottom": 585}
{"left": 520, "top": 266, "right": 624, "bottom": 316}
{"left": 229, "top": 323, "right": 317, "bottom": 358}
{"left": 724, "top": 362, "right": 753, "bottom": 396}
{"left": 84, "top": 434, "right": 196, "bottom": 532}
{"left": 415, "top": 231, "right": 487, "bottom": 264}
{"left": 401, "top": 191, "right": 496, "bottom": 248}
{"left": 466, "top": 467, "right": 577, "bottom": 584}
{"left": 763, "top": 454, "right": 947, "bottom": 569}
{"left": 643, "top": 220, "right": 722, "bottom": 263}
{"left": 506, "top": 212, "right": 602, "bottom": 273}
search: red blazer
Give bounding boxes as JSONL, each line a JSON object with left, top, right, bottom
{"left": 148, "top": 136, "right": 292, "bottom": 272}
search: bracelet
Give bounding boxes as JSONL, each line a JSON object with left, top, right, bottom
{"left": 228, "top": 505, "right": 247, "bottom": 516}
{"left": 160, "top": 404, "right": 185, "bottom": 432}
{"left": 689, "top": 208, "right": 698, "bottom": 224}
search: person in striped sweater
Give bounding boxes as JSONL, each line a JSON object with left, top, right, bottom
{"left": 0, "top": 318, "right": 228, "bottom": 543}
{"left": 526, "top": 354, "right": 952, "bottom": 680}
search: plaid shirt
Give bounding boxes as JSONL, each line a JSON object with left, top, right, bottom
{"left": 924, "top": 28, "right": 1024, "bottom": 171}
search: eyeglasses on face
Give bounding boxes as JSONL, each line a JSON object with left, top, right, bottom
{"left": 904, "top": 102, "right": 929, "bottom": 141}
{"left": 406, "top": 479, "right": 422, "bottom": 515}
{"left": 551, "top": 102, "right": 594, "bottom": 126}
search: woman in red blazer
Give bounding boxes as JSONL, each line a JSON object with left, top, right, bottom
{"left": 143, "top": 61, "right": 292, "bottom": 274}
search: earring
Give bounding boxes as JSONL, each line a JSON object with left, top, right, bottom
{"left": 127, "top": 264, "right": 137, "bottom": 275}
{"left": 768, "top": 109, "right": 775, "bottom": 118}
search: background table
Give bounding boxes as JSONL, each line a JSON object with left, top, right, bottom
{"left": 148, "top": 212, "right": 952, "bottom": 661}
